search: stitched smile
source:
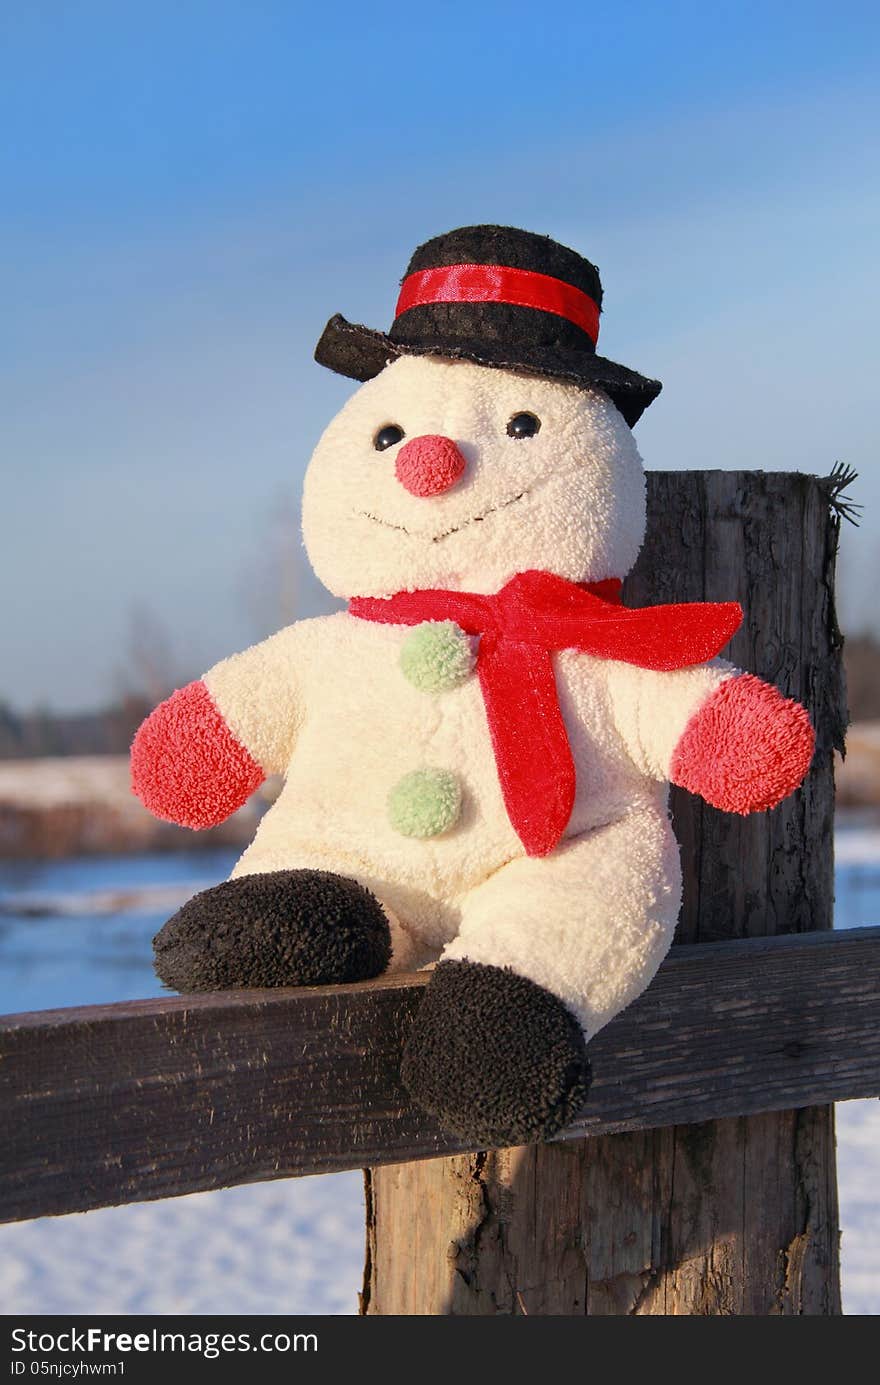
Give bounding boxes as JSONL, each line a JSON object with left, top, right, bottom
{"left": 358, "top": 490, "right": 528, "bottom": 542}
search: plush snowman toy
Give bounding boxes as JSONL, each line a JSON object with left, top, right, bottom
{"left": 132, "top": 226, "right": 815, "bottom": 1146}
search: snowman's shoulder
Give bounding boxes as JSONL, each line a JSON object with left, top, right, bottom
{"left": 559, "top": 649, "right": 734, "bottom": 688}
{"left": 556, "top": 649, "right": 639, "bottom": 690}
{"left": 282, "top": 609, "right": 409, "bottom": 667}
{"left": 558, "top": 652, "right": 738, "bottom": 725}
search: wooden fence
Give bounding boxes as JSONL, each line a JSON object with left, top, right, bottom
{"left": 2, "top": 927, "right": 878, "bottom": 1222}
{"left": 2, "top": 471, "right": 878, "bottom": 1315}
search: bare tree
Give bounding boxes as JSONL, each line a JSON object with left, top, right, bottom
{"left": 240, "top": 489, "right": 302, "bottom": 640}
{"left": 240, "top": 487, "right": 341, "bottom": 641}
{"left": 116, "top": 604, "right": 181, "bottom": 707}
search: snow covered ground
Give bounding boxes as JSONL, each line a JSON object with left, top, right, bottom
{"left": 0, "top": 831, "right": 876, "bottom": 1316}
{"left": 836, "top": 1100, "right": 880, "bottom": 1315}
{"left": 0, "top": 1107, "right": 875, "bottom": 1315}
{"left": 0, "top": 1174, "right": 367, "bottom": 1316}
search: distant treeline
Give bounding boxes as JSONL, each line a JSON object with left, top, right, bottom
{"left": 1, "top": 634, "right": 880, "bottom": 761}
{"left": 845, "top": 634, "right": 880, "bottom": 723}
{"left": 0, "top": 696, "right": 153, "bottom": 760}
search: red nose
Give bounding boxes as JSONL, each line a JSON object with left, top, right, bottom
{"left": 395, "top": 434, "right": 466, "bottom": 497}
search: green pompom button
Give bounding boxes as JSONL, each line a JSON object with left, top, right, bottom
{"left": 387, "top": 768, "right": 462, "bottom": 839}
{"left": 400, "top": 621, "right": 475, "bottom": 693}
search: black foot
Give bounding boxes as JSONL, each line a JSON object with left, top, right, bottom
{"left": 401, "top": 960, "right": 591, "bottom": 1146}
{"left": 153, "top": 869, "right": 391, "bottom": 992}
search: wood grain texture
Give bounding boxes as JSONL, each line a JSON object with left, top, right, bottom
{"left": 365, "top": 471, "right": 851, "bottom": 1315}
{"left": 1, "top": 927, "right": 877, "bottom": 1227}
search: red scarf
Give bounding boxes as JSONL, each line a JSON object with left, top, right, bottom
{"left": 350, "top": 570, "right": 741, "bottom": 857}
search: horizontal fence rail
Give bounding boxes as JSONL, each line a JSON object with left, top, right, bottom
{"left": 1, "top": 926, "right": 878, "bottom": 1225}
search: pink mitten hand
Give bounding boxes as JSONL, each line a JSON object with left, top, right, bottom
{"left": 131, "top": 680, "right": 264, "bottom": 829}
{"left": 670, "top": 673, "right": 815, "bottom": 815}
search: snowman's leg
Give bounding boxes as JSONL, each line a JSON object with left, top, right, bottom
{"left": 153, "top": 868, "right": 395, "bottom": 993}
{"left": 152, "top": 831, "right": 440, "bottom": 992}
{"left": 401, "top": 806, "right": 681, "bottom": 1145}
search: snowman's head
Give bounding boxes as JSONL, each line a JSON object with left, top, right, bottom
{"left": 302, "top": 355, "right": 646, "bottom": 598}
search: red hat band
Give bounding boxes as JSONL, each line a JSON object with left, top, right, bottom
{"left": 395, "top": 263, "right": 600, "bottom": 347}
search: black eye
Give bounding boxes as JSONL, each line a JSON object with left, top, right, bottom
{"left": 506, "top": 412, "right": 541, "bottom": 439}
{"left": 374, "top": 424, "right": 405, "bottom": 452}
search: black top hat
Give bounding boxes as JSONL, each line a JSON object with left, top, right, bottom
{"left": 314, "top": 224, "right": 661, "bottom": 427}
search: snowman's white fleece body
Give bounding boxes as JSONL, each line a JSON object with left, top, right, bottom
{"left": 182, "top": 352, "right": 743, "bottom": 1039}
{"left": 133, "top": 355, "right": 813, "bottom": 1064}
{"left": 203, "top": 617, "right": 733, "bottom": 1035}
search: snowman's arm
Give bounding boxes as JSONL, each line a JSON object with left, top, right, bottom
{"left": 606, "top": 658, "right": 815, "bottom": 813}
{"left": 131, "top": 625, "right": 305, "bottom": 829}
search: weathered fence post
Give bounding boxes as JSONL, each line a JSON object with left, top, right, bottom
{"left": 361, "top": 470, "right": 847, "bottom": 1316}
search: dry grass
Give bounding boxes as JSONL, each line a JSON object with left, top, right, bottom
{"left": 836, "top": 722, "right": 880, "bottom": 807}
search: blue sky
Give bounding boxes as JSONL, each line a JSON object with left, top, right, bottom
{"left": 2, "top": 1, "right": 878, "bottom": 710}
